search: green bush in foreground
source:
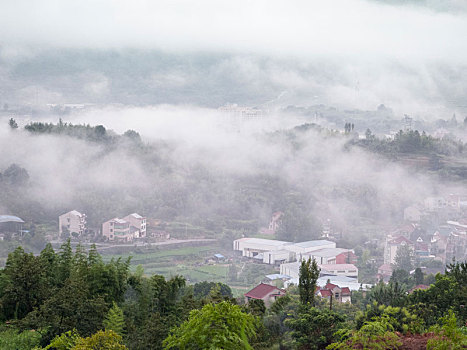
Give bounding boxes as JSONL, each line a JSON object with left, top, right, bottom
{"left": 427, "top": 310, "right": 467, "bottom": 350}
{"left": 163, "top": 301, "right": 257, "bottom": 350}
{"left": 327, "top": 316, "right": 401, "bottom": 350}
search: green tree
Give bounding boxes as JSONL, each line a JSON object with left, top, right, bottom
{"left": 103, "top": 302, "right": 125, "bottom": 336}
{"left": 369, "top": 281, "right": 407, "bottom": 307}
{"left": 9, "top": 118, "right": 18, "bottom": 129}
{"left": 163, "top": 301, "right": 256, "bottom": 350}
{"left": 285, "top": 306, "right": 344, "bottom": 350}
{"left": 247, "top": 298, "right": 266, "bottom": 317}
{"left": 299, "top": 258, "right": 320, "bottom": 306}
{"left": 71, "top": 330, "right": 127, "bottom": 350}
{"left": 0, "top": 328, "right": 41, "bottom": 350}
{"left": 228, "top": 263, "right": 238, "bottom": 282}
{"left": 389, "top": 269, "right": 412, "bottom": 288}
{"left": 42, "top": 330, "right": 80, "bottom": 350}
{"left": 427, "top": 310, "right": 467, "bottom": 350}
{"left": 328, "top": 316, "right": 401, "bottom": 350}
{"left": 393, "top": 244, "right": 414, "bottom": 272}
{"left": 414, "top": 267, "right": 424, "bottom": 285}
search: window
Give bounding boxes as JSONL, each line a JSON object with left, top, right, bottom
{"left": 110, "top": 229, "right": 113, "bottom": 232}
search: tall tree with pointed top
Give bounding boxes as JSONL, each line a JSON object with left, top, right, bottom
{"left": 299, "top": 258, "right": 320, "bottom": 306}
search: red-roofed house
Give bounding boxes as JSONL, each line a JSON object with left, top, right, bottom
{"left": 408, "top": 284, "right": 430, "bottom": 294}
{"left": 317, "top": 283, "right": 351, "bottom": 303}
{"left": 244, "top": 283, "right": 286, "bottom": 306}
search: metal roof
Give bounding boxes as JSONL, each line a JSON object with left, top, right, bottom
{"left": 293, "top": 240, "right": 334, "bottom": 248}
{"left": 236, "top": 237, "right": 292, "bottom": 246}
{"left": 305, "top": 248, "right": 350, "bottom": 257}
{"left": 265, "top": 274, "right": 291, "bottom": 280}
{"left": 0, "top": 215, "right": 24, "bottom": 223}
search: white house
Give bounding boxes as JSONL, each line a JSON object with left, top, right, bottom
{"left": 384, "top": 235, "right": 414, "bottom": 265}
{"left": 59, "top": 210, "right": 86, "bottom": 237}
{"left": 123, "top": 213, "right": 147, "bottom": 238}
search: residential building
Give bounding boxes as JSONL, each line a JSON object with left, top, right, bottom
{"left": 102, "top": 218, "right": 132, "bottom": 242}
{"left": 59, "top": 210, "right": 86, "bottom": 237}
{"left": 123, "top": 213, "right": 147, "bottom": 238}
{"left": 377, "top": 263, "right": 393, "bottom": 282}
{"left": 383, "top": 235, "right": 414, "bottom": 265}
{"left": 103, "top": 213, "right": 147, "bottom": 242}
{"left": 244, "top": 283, "right": 286, "bottom": 306}
{"left": 317, "top": 283, "right": 352, "bottom": 303}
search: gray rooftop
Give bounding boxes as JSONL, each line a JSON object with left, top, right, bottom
{"left": 293, "top": 240, "right": 334, "bottom": 248}
{"left": 305, "top": 248, "right": 350, "bottom": 257}
{"left": 0, "top": 215, "right": 25, "bottom": 223}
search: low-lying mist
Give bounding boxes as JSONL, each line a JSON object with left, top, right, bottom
{"left": 0, "top": 105, "right": 447, "bottom": 241}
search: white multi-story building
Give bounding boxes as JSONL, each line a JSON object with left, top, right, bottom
{"left": 383, "top": 235, "right": 414, "bottom": 265}
{"left": 59, "top": 210, "right": 86, "bottom": 237}
{"left": 103, "top": 213, "right": 147, "bottom": 242}
{"left": 123, "top": 213, "right": 147, "bottom": 238}
{"left": 102, "top": 218, "right": 132, "bottom": 242}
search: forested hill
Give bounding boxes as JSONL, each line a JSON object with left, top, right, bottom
{"left": 2, "top": 119, "right": 467, "bottom": 256}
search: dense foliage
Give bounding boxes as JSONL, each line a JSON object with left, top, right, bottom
{"left": 0, "top": 242, "right": 465, "bottom": 349}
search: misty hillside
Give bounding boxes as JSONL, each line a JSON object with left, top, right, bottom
{"left": 0, "top": 1, "right": 466, "bottom": 349}
{"left": 1, "top": 114, "right": 466, "bottom": 246}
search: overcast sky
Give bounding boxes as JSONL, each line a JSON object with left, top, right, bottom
{"left": 1, "top": 0, "right": 466, "bottom": 61}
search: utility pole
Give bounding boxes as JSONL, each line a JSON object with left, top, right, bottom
{"left": 329, "top": 293, "right": 333, "bottom": 311}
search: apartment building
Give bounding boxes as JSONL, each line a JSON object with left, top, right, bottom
{"left": 59, "top": 210, "right": 86, "bottom": 237}
{"left": 103, "top": 212, "right": 146, "bottom": 242}
{"left": 123, "top": 213, "right": 147, "bottom": 238}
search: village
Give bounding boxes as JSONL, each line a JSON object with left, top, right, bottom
{"left": 0, "top": 191, "right": 466, "bottom": 305}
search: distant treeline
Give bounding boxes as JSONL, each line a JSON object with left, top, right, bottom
{"left": 354, "top": 129, "right": 464, "bottom": 157}
{"left": 23, "top": 119, "right": 142, "bottom": 144}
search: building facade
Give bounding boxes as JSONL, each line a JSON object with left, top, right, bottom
{"left": 59, "top": 210, "right": 86, "bottom": 237}
{"left": 123, "top": 213, "right": 147, "bottom": 238}
{"left": 102, "top": 218, "right": 132, "bottom": 242}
